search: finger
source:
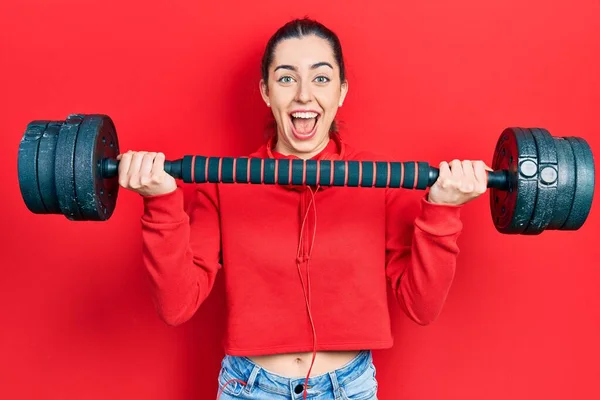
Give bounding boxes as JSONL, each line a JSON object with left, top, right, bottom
{"left": 473, "top": 160, "right": 488, "bottom": 192}
{"left": 139, "top": 152, "right": 156, "bottom": 186}
{"left": 151, "top": 152, "right": 167, "bottom": 180}
{"left": 118, "top": 151, "right": 133, "bottom": 186}
{"left": 449, "top": 159, "right": 463, "bottom": 185}
{"left": 127, "top": 152, "right": 147, "bottom": 188}
{"left": 127, "top": 151, "right": 146, "bottom": 177}
{"left": 436, "top": 161, "right": 452, "bottom": 188}
{"left": 460, "top": 160, "right": 475, "bottom": 193}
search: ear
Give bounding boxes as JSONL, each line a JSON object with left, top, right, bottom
{"left": 259, "top": 79, "right": 270, "bottom": 106}
{"left": 339, "top": 80, "right": 349, "bottom": 107}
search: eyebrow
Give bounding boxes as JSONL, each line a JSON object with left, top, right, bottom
{"left": 274, "top": 62, "right": 334, "bottom": 72}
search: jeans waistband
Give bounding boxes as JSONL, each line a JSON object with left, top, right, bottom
{"left": 221, "top": 350, "right": 373, "bottom": 397}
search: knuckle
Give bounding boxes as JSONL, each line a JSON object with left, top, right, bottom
{"left": 151, "top": 174, "right": 163, "bottom": 184}
{"left": 140, "top": 176, "right": 151, "bottom": 186}
{"left": 129, "top": 177, "right": 140, "bottom": 189}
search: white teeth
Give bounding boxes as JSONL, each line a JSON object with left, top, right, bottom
{"left": 291, "top": 112, "right": 318, "bottom": 119}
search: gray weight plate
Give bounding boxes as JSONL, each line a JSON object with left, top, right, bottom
{"left": 524, "top": 128, "right": 558, "bottom": 235}
{"left": 55, "top": 114, "right": 84, "bottom": 220}
{"left": 18, "top": 121, "right": 49, "bottom": 214}
{"left": 561, "top": 137, "right": 595, "bottom": 230}
{"left": 74, "top": 115, "right": 120, "bottom": 221}
{"left": 490, "top": 127, "right": 538, "bottom": 234}
{"left": 546, "top": 137, "right": 576, "bottom": 230}
{"left": 37, "top": 122, "right": 62, "bottom": 214}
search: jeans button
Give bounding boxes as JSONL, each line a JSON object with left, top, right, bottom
{"left": 294, "top": 384, "right": 304, "bottom": 394}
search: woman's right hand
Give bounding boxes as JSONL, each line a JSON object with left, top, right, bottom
{"left": 117, "top": 151, "right": 177, "bottom": 197}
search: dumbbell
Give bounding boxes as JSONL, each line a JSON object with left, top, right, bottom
{"left": 17, "top": 114, "right": 595, "bottom": 234}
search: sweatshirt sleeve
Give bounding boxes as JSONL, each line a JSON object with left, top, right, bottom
{"left": 140, "top": 183, "right": 222, "bottom": 326}
{"left": 385, "top": 188, "right": 463, "bottom": 325}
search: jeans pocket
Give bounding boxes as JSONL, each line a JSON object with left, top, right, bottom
{"left": 340, "top": 364, "right": 378, "bottom": 400}
{"left": 218, "top": 366, "right": 246, "bottom": 397}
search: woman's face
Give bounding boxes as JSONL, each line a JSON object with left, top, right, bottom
{"left": 260, "top": 35, "right": 348, "bottom": 159}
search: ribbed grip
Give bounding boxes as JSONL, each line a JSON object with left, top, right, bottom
{"left": 179, "top": 156, "right": 432, "bottom": 189}
{"left": 101, "top": 156, "right": 507, "bottom": 190}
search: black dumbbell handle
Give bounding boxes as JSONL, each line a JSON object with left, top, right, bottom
{"left": 101, "top": 157, "right": 508, "bottom": 190}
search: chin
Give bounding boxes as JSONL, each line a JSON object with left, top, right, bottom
{"left": 287, "top": 130, "right": 329, "bottom": 155}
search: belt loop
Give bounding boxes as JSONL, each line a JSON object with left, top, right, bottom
{"left": 328, "top": 371, "right": 342, "bottom": 398}
{"left": 243, "top": 365, "right": 260, "bottom": 394}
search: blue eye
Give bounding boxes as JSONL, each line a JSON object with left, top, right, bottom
{"left": 278, "top": 76, "right": 294, "bottom": 83}
{"left": 314, "top": 76, "right": 330, "bottom": 83}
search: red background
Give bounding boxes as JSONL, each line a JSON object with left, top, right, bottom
{"left": 1, "top": 0, "right": 599, "bottom": 399}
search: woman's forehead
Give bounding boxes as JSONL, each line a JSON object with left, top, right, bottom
{"left": 272, "top": 36, "right": 336, "bottom": 68}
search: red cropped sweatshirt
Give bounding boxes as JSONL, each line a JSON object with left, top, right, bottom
{"left": 140, "top": 133, "right": 463, "bottom": 356}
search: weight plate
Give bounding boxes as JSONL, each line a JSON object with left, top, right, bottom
{"left": 74, "top": 115, "right": 120, "bottom": 221}
{"left": 546, "top": 137, "right": 576, "bottom": 230}
{"left": 490, "top": 127, "right": 538, "bottom": 234}
{"left": 37, "top": 122, "right": 62, "bottom": 214}
{"left": 561, "top": 137, "right": 595, "bottom": 230}
{"left": 55, "top": 114, "right": 84, "bottom": 220}
{"left": 17, "top": 121, "right": 49, "bottom": 214}
{"left": 524, "top": 128, "right": 558, "bottom": 235}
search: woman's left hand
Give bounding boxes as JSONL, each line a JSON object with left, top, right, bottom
{"left": 427, "top": 160, "right": 492, "bottom": 206}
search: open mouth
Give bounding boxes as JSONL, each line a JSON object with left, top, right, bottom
{"left": 290, "top": 111, "right": 321, "bottom": 140}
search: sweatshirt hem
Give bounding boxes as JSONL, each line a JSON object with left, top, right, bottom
{"left": 223, "top": 340, "right": 394, "bottom": 356}
{"left": 415, "top": 196, "right": 463, "bottom": 236}
{"left": 141, "top": 187, "right": 187, "bottom": 223}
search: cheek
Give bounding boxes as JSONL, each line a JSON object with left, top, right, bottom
{"left": 269, "top": 85, "right": 295, "bottom": 104}
{"left": 317, "top": 88, "right": 341, "bottom": 110}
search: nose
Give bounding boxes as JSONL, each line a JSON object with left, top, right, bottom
{"left": 295, "top": 80, "right": 312, "bottom": 103}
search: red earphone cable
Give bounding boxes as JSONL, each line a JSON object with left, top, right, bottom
{"left": 217, "top": 378, "right": 247, "bottom": 398}
{"left": 296, "top": 186, "right": 320, "bottom": 399}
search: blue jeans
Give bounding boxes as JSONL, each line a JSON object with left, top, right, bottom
{"left": 216, "top": 350, "right": 378, "bottom": 399}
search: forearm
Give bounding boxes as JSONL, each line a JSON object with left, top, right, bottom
{"left": 140, "top": 188, "right": 219, "bottom": 326}
{"left": 387, "top": 196, "right": 463, "bottom": 325}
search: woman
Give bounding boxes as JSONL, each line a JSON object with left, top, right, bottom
{"left": 117, "top": 18, "right": 488, "bottom": 400}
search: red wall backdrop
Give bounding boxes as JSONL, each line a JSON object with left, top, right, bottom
{"left": 1, "top": 0, "right": 599, "bottom": 399}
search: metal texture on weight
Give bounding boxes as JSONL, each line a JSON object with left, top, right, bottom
{"left": 74, "top": 115, "right": 120, "bottom": 221}
{"left": 37, "top": 123, "right": 62, "bottom": 214}
{"left": 546, "top": 137, "right": 576, "bottom": 230}
{"left": 525, "top": 128, "right": 558, "bottom": 235}
{"left": 55, "top": 116, "right": 85, "bottom": 220}
{"left": 490, "top": 127, "right": 538, "bottom": 234}
{"left": 18, "top": 121, "right": 48, "bottom": 214}
{"left": 562, "top": 137, "right": 595, "bottom": 230}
